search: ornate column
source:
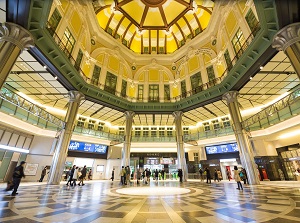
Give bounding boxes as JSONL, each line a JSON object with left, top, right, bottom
{"left": 273, "top": 23, "right": 300, "bottom": 78}
{"left": 48, "top": 91, "right": 85, "bottom": 185}
{"left": 223, "top": 91, "right": 260, "bottom": 185}
{"left": 0, "top": 22, "right": 34, "bottom": 89}
{"left": 172, "top": 111, "right": 188, "bottom": 181}
{"left": 121, "top": 111, "right": 135, "bottom": 167}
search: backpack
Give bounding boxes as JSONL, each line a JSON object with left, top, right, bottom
{"left": 239, "top": 172, "right": 244, "bottom": 178}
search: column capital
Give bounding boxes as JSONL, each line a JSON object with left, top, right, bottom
{"left": 172, "top": 111, "right": 183, "bottom": 120}
{"left": 124, "top": 111, "right": 135, "bottom": 119}
{"left": 0, "top": 22, "right": 34, "bottom": 51}
{"left": 222, "top": 91, "right": 238, "bottom": 104}
{"left": 272, "top": 22, "right": 300, "bottom": 51}
{"left": 68, "top": 91, "right": 85, "bottom": 102}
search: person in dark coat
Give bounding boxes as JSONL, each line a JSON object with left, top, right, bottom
{"left": 111, "top": 168, "right": 115, "bottom": 181}
{"left": 39, "top": 167, "right": 47, "bottom": 182}
{"left": 78, "top": 165, "right": 87, "bottom": 186}
{"left": 205, "top": 168, "right": 211, "bottom": 184}
{"left": 66, "top": 165, "right": 76, "bottom": 186}
{"left": 178, "top": 169, "right": 183, "bottom": 182}
{"left": 12, "top": 161, "right": 26, "bottom": 196}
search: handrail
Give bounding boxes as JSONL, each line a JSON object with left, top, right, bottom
{"left": 242, "top": 86, "right": 300, "bottom": 129}
{"left": 46, "top": 22, "right": 261, "bottom": 103}
{"left": 73, "top": 126, "right": 124, "bottom": 141}
{"left": 0, "top": 87, "right": 65, "bottom": 130}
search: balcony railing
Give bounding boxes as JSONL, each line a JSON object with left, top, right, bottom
{"left": 0, "top": 87, "right": 65, "bottom": 131}
{"left": 73, "top": 126, "right": 123, "bottom": 142}
{"left": 243, "top": 86, "right": 300, "bottom": 131}
{"left": 183, "top": 126, "right": 234, "bottom": 141}
{"left": 131, "top": 136, "right": 176, "bottom": 142}
{"left": 46, "top": 22, "right": 260, "bottom": 103}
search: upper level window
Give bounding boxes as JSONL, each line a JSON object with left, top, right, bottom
{"left": 74, "top": 49, "right": 83, "bottom": 71}
{"left": 221, "top": 117, "right": 231, "bottom": 128}
{"left": 149, "top": 84, "right": 159, "bottom": 102}
{"left": 232, "top": 29, "right": 246, "bottom": 59}
{"left": 121, "top": 80, "right": 127, "bottom": 97}
{"left": 97, "top": 122, "right": 105, "bottom": 131}
{"left": 203, "top": 122, "right": 210, "bottom": 131}
{"left": 181, "top": 80, "right": 187, "bottom": 96}
{"left": 88, "top": 120, "right": 95, "bottom": 129}
{"left": 138, "top": 85, "right": 144, "bottom": 101}
{"left": 190, "top": 72, "right": 202, "bottom": 91}
{"left": 167, "top": 127, "right": 173, "bottom": 137}
{"left": 224, "top": 49, "right": 233, "bottom": 71}
{"left": 245, "top": 9, "right": 260, "bottom": 37}
{"left": 77, "top": 117, "right": 86, "bottom": 127}
{"left": 212, "top": 120, "right": 220, "bottom": 130}
{"left": 91, "top": 65, "right": 101, "bottom": 86}
{"left": 105, "top": 72, "right": 117, "bottom": 94}
{"left": 164, "top": 84, "right": 170, "bottom": 101}
{"left": 119, "top": 127, "right": 125, "bottom": 135}
{"left": 206, "top": 65, "right": 215, "bottom": 82}
{"left": 62, "top": 28, "right": 75, "bottom": 56}
{"left": 47, "top": 8, "right": 62, "bottom": 35}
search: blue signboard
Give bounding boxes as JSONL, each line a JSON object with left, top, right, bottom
{"left": 68, "top": 140, "right": 108, "bottom": 154}
{"left": 205, "top": 143, "right": 238, "bottom": 155}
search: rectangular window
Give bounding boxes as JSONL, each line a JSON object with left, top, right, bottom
{"left": 245, "top": 9, "right": 260, "bottom": 37}
{"left": 224, "top": 49, "right": 233, "bottom": 71}
{"left": 107, "top": 27, "right": 113, "bottom": 34}
{"left": 77, "top": 117, "right": 86, "bottom": 127}
{"left": 151, "top": 127, "right": 157, "bottom": 137}
{"left": 144, "top": 47, "right": 149, "bottom": 54}
{"left": 97, "top": 122, "right": 105, "bottom": 131}
{"left": 181, "top": 80, "right": 187, "bottom": 96}
{"left": 212, "top": 120, "right": 220, "bottom": 130}
{"left": 61, "top": 28, "right": 76, "bottom": 56}
{"left": 190, "top": 72, "right": 202, "bottom": 91}
{"left": 143, "top": 128, "right": 149, "bottom": 137}
{"left": 119, "top": 127, "right": 125, "bottom": 135}
{"left": 74, "top": 49, "right": 83, "bottom": 71}
{"left": 105, "top": 72, "right": 117, "bottom": 94}
{"left": 159, "top": 127, "right": 165, "bottom": 137}
{"left": 88, "top": 120, "right": 95, "bottom": 129}
{"left": 47, "top": 8, "right": 62, "bottom": 35}
{"left": 164, "top": 84, "right": 170, "bottom": 101}
{"left": 203, "top": 122, "right": 210, "bottom": 131}
{"left": 91, "top": 65, "right": 101, "bottom": 86}
{"left": 159, "top": 47, "right": 164, "bottom": 54}
{"left": 206, "top": 65, "right": 215, "bottom": 81}
{"left": 167, "top": 127, "right": 173, "bottom": 137}
{"left": 135, "top": 128, "right": 141, "bottom": 137}
{"left": 151, "top": 47, "right": 156, "bottom": 53}
{"left": 221, "top": 117, "right": 231, "bottom": 128}
{"left": 149, "top": 84, "right": 159, "bottom": 102}
{"left": 121, "top": 80, "right": 127, "bottom": 97}
{"left": 183, "top": 127, "right": 189, "bottom": 136}
{"left": 122, "top": 39, "right": 128, "bottom": 46}
{"left": 231, "top": 28, "right": 246, "bottom": 59}
{"left": 138, "top": 85, "right": 144, "bottom": 101}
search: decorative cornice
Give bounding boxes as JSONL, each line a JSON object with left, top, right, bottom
{"left": 222, "top": 91, "right": 238, "bottom": 104}
{"left": 68, "top": 91, "right": 85, "bottom": 102}
{"left": 272, "top": 23, "right": 300, "bottom": 51}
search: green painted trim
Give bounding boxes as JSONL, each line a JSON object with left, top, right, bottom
{"left": 0, "top": 151, "right": 13, "bottom": 180}
{"left": 26, "top": 0, "right": 280, "bottom": 113}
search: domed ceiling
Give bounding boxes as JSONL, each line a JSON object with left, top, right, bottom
{"left": 94, "top": 0, "right": 214, "bottom": 54}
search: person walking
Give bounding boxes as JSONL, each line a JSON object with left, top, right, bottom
{"left": 12, "top": 161, "right": 26, "bottom": 196}
{"left": 66, "top": 165, "right": 75, "bottom": 186}
{"left": 78, "top": 165, "right": 87, "bottom": 186}
{"left": 214, "top": 169, "right": 219, "bottom": 182}
{"left": 120, "top": 166, "right": 125, "bottom": 185}
{"left": 205, "top": 168, "right": 211, "bottom": 184}
{"left": 178, "top": 169, "right": 183, "bottom": 182}
{"left": 154, "top": 169, "right": 159, "bottom": 183}
{"left": 111, "top": 168, "right": 115, "bottom": 181}
{"left": 39, "top": 167, "right": 48, "bottom": 182}
{"left": 199, "top": 168, "right": 203, "bottom": 181}
{"left": 88, "top": 169, "right": 92, "bottom": 180}
{"left": 72, "top": 166, "right": 79, "bottom": 186}
{"left": 226, "top": 169, "right": 231, "bottom": 181}
{"left": 234, "top": 166, "right": 243, "bottom": 190}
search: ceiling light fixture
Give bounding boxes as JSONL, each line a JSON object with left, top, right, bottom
{"left": 250, "top": 77, "right": 253, "bottom": 80}
{"left": 43, "top": 65, "right": 47, "bottom": 69}
{"left": 54, "top": 76, "right": 58, "bottom": 80}
{"left": 259, "top": 66, "right": 263, "bottom": 70}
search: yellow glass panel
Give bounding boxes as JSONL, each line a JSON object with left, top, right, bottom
{"left": 166, "top": 37, "right": 177, "bottom": 53}
{"left": 70, "top": 11, "right": 81, "bottom": 36}
{"left": 203, "top": 54, "right": 211, "bottom": 64}
{"left": 60, "top": 0, "right": 69, "bottom": 11}
{"left": 144, "top": 10, "right": 164, "bottom": 26}
{"left": 82, "top": 63, "right": 91, "bottom": 77}
{"left": 138, "top": 73, "right": 145, "bottom": 82}
{"left": 108, "top": 56, "right": 120, "bottom": 73}
{"left": 97, "top": 10, "right": 110, "bottom": 29}
{"left": 143, "top": 30, "right": 150, "bottom": 38}
{"left": 96, "top": 54, "right": 104, "bottom": 64}
{"left": 151, "top": 30, "right": 157, "bottom": 38}
{"left": 216, "top": 63, "right": 225, "bottom": 77}
{"left": 164, "top": 2, "right": 186, "bottom": 23}
{"left": 188, "top": 56, "right": 200, "bottom": 73}
{"left": 225, "top": 11, "right": 237, "bottom": 36}
{"left": 179, "top": 68, "right": 185, "bottom": 78}
{"left": 130, "top": 38, "right": 141, "bottom": 53}
{"left": 128, "top": 86, "right": 135, "bottom": 97}
{"left": 177, "top": 18, "right": 186, "bottom": 28}
{"left": 163, "top": 72, "right": 170, "bottom": 82}
{"left": 238, "top": 0, "right": 247, "bottom": 12}
{"left": 149, "top": 69, "right": 159, "bottom": 82}
{"left": 172, "top": 86, "right": 179, "bottom": 97}
{"left": 122, "top": 1, "right": 144, "bottom": 22}
{"left": 198, "top": 11, "right": 211, "bottom": 29}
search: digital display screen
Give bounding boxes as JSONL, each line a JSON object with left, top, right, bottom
{"left": 205, "top": 143, "right": 238, "bottom": 155}
{"left": 68, "top": 140, "right": 108, "bottom": 154}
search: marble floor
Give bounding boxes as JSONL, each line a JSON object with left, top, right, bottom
{"left": 0, "top": 179, "right": 300, "bottom": 223}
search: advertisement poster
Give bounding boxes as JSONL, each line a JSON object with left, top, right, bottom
{"left": 24, "top": 163, "right": 39, "bottom": 176}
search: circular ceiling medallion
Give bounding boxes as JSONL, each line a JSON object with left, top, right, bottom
{"left": 141, "top": 0, "right": 167, "bottom": 7}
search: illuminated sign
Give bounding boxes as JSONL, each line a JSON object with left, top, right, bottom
{"left": 68, "top": 140, "right": 108, "bottom": 154}
{"left": 205, "top": 143, "right": 238, "bottom": 155}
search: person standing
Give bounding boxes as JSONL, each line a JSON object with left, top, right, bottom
{"left": 199, "top": 168, "right": 203, "bottom": 181}
{"left": 226, "top": 169, "right": 231, "bottom": 181}
{"left": 161, "top": 169, "right": 165, "bottom": 180}
{"left": 78, "top": 165, "right": 87, "bottom": 186}
{"left": 154, "top": 169, "right": 159, "bottom": 183}
{"left": 88, "top": 169, "right": 92, "bottom": 180}
{"left": 12, "top": 161, "right": 26, "bottom": 196}
{"left": 39, "top": 167, "right": 47, "bottom": 182}
{"left": 72, "top": 166, "right": 79, "bottom": 186}
{"left": 137, "top": 168, "right": 141, "bottom": 184}
{"left": 205, "top": 168, "right": 211, "bottom": 184}
{"left": 111, "top": 168, "right": 115, "bottom": 181}
{"left": 234, "top": 166, "right": 243, "bottom": 190}
{"left": 214, "top": 169, "right": 219, "bottom": 182}
{"left": 178, "top": 169, "right": 183, "bottom": 182}
{"left": 120, "top": 166, "right": 125, "bottom": 185}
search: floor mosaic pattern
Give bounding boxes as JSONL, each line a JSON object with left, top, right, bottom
{"left": 0, "top": 180, "right": 300, "bottom": 222}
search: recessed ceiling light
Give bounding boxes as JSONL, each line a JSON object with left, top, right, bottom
{"left": 250, "top": 77, "right": 253, "bottom": 80}
{"left": 54, "top": 76, "right": 58, "bottom": 80}
{"left": 259, "top": 66, "right": 263, "bottom": 70}
{"left": 43, "top": 65, "right": 47, "bottom": 69}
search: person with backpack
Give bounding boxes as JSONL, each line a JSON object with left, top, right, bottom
{"left": 11, "top": 161, "right": 26, "bottom": 196}
{"left": 234, "top": 166, "right": 243, "bottom": 190}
